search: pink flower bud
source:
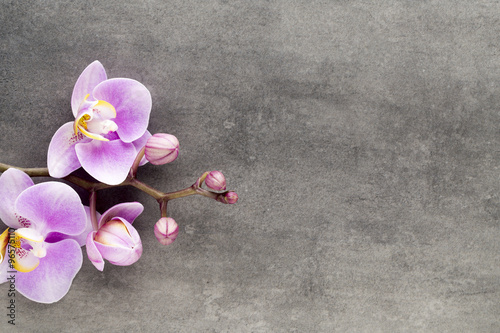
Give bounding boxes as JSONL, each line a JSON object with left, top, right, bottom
{"left": 217, "top": 191, "right": 238, "bottom": 204}
{"left": 154, "top": 217, "right": 179, "bottom": 246}
{"left": 205, "top": 170, "right": 226, "bottom": 191}
{"left": 145, "top": 133, "right": 179, "bottom": 165}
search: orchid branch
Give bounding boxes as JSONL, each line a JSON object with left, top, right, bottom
{"left": 0, "top": 61, "right": 239, "bottom": 304}
{"left": 0, "top": 162, "right": 237, "bottom": 212}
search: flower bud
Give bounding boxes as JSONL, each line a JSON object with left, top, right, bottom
{"left": 205, "top": 170, "right": 226, "bottom": 191}
{"left": 217, "top": 191, "right": 238, "bottom": 204}
{"left": 154, "top": 217, "right": 179, "bottom": 246}
{"left": 145, "top": 133, "right": 179, "bottom": 165}
{"left": 90, "top": 218, "right": 142, "bottom": 267}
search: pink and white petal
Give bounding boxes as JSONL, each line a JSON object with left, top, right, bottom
{"left": 132, "top": 130, "right": 152, "bottom": 166}
{"left": 48, "top": 122, "right": 91, "bottom": 178}
{"left": 0, "top": 168, "right": 34, "bottom": 229}
{"left": 86, "top": 232, "right": 104, "bottom": 271}
{"left": 115, "top": 217, "right": 142, "bottom": 246}
{"left": 94, "top": 241, "right": 142, "bottom": 266}
{"left": 98, "top": 202, "right": 144, "bottom": 229}
{"left": 71, "top": 61, "right": 107, "bottom": 117}
{"left": 92, "top": 100, "right": 117, "bottom": 120}
{"left": 15, "top": 182, "right": 87, "bottom": 237}
{"left": 45, "top": 206, "right": 100, "bottom": 246}
{"left": 16, "top": 239, "right": 82, "bottom": 303}
{"left": 75, "top": 139, "right": 136, "bottom": 185}
{"left": 93, "top": 78, "right": 152, "bottom": 143}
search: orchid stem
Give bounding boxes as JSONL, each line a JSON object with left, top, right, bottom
{"left": 0, "top": 163, "right": 229, "bottom": 206}
{"left": 126, "top": 178, "right": 166, "bottom": 199}
{"left": 89, "top": 191, "right": 99, "bottom": 231}
{"left": 129, "top": 146, "right": 145, "bottom": 179}
{"left": 0, "top": 163, "right": 50, "bottom": 177}
{"left": 159, "top": 200, "right": 168, "bottom": 217}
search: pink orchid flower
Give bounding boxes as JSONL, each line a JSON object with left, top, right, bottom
{"left": 0, "top": 169, "right": 88, "bottom": 303}
{"left": 86, "top": 202, "right": 143, "bottom": 271}
{"left": 48, "top": 61, "right": 152, "bottom": 185}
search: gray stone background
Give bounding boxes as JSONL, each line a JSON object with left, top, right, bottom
{"left": 1, "top": 1, "right": 499, "bottom": 332}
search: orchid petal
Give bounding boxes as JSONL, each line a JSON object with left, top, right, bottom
{"left": 71, "top": 61, "right": 107, "bottom": 117}
{"left": 15, "top": 228, "right": 43, "bottom": 242}
{"left": 0, "top": 168, "right": 34, "bottom": 229}
{"left": 48, "top": 122, "right": 91, "bottom": 178}
{"left": 75, "top": 139, "right": 136, "bottom": 185}
{"left": 94, "top": 241, "right": 142, "bottom": 266}
{"left": 92, "top": 100, "right": 117, "bottom": 119}
{"left": 95, "top": 220, "right": 136, "bottom": 248}
{"left": 16, "top": 239, "right": 82, "bottom": 303}
{"left": 15, "top": 182, "right": 86, "bottom": 237}
{"left": 44, "top": 206, "right": 99, "bottom": 247}
{"left": 93, "top": 78, "right": 152, "bottom": 143}
{"left": 132, "top": 130, "right": 152, "bottom": 166}
{"left": 86, "top": 231, "right": 104, "bottom": 271}
{"left": 98, "top": 202, "right": 144, "bottom": 229}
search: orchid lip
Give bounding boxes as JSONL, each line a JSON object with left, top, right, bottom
{"left": 9, "top": 228, "right": 47, "bottom": 273}
{"left": 15, "top": 228, "right": 47, "bottom": 258}
{"left": 74, "top": 94, "right": 118, "bottom": 141}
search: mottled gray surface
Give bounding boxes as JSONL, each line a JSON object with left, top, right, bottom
{"left": 1, "top": 1, "right": 499, "bottom": 332}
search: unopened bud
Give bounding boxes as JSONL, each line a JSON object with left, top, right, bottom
{"left": 217, "top": 191, "right": 238, "bottom": 204}
{"left": 205, "top": 170, "right": 226, "bottom": 191}
{"left": 154, "top": 217, "right": 179, "bottom": 246}
{"left": 145, "top": 133, "right": 179, "bottom": 165}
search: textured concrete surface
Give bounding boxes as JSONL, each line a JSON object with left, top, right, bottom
{"left": 1, "top": 1, "right": 499, "bottom": 332}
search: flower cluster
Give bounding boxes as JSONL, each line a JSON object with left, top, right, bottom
{"left": 0, "top": 61, "right": 237, "bottom": 303}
